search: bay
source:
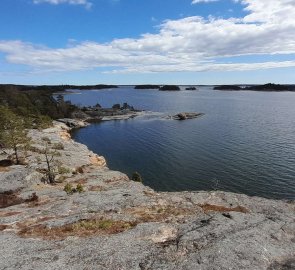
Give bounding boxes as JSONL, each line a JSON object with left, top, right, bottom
{"left": 64, "top": 86, "right": 295, "bottom": 200}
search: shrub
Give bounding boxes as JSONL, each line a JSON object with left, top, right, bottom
{"left": 64, "top": 183, "right": 73, "bottom": 195}
{"left": 52, "top": 142, "right": 64, "bottom": 150}
{"left": 58, "top": 166, "right": 71, "bottom": 175}
{"left": 131, "top": 172, "right": 143, "bottom": 183}
{"left": 76, "top": 183, "right": 84, "bottom": 193}
{"left": 64, "top": 183, "right": 84, "bottom": 194}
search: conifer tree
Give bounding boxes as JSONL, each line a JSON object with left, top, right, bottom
{"left": 0, "top": 106, "right": 31, "bottom": 164}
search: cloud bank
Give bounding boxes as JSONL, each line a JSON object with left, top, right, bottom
{"left": 192, "top": 0, "right": 219, "bottom": 4}
{"left": 1, "top": 0, "right": 295, "bottom": 74}
{"left": 33, "top": 0, "right": 92, "bottom": 9}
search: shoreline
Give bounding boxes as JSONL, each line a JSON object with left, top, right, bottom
{"left": 0, "top": 122, "right": 294, "bottom": 269}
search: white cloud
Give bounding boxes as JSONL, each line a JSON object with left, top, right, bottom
{"left": 192, "top": 0, "right": 219, "bottom": 4}
{"left": 1, "top": 0, "right": 295, "bottom": 74}
{"left": 33, "top": 0, "right": 92, "bottom": 9}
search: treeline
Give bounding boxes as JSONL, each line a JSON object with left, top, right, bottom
{"left": 0, "top": 83, "right": 118, "bottom": 122}
{"left": 0, "top": 84, "right": 77, "bottom": 127}
{"left": 1, "top": 84, "right": 117, "bottom": 92}
{"left": 214, "top": 83, "right": 295, "bottom": 91}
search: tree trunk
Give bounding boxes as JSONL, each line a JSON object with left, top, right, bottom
{"left": 45, "top": 152, "right": 55, "bottom": 184}
{"left": 14, "top": 145, "right": 19, "bottom": 165}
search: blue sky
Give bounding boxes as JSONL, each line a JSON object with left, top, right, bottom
{"left": 0, "top": 0, "right": 295, "bottom": 85}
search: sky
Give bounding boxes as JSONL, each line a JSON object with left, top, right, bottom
{"left": 0, "top": 0, "right": 295, "bottom": 85}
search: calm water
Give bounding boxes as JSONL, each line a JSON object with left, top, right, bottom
{"left": 65, "top": 86, "right": 295, "bottom": 200}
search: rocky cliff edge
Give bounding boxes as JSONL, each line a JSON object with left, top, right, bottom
{"left": 0, "top": 122, "right": 294, "bottom": 270}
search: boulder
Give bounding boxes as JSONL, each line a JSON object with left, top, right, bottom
{"left": 172, "top": 112, "right": 204, "bottom": 120}
{"left": 56, "top": 118, "right": 87, "bottom": 128}
{"left": 177, "top": 113, "right": 187, "bottom": 120}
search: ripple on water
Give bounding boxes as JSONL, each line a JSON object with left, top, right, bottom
{"left": 69, "top": 87, "right": 295, "bottom": 200}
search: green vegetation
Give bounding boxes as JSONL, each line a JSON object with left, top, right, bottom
{"left": 40, "top": 142, "right": 63, "bottom": 184}
{"left": 76, "top": 183, "right": 84, "bottom": 193}
{"left": 58, "top": 166, "right": 71, "bottom": 175}
{"left": 52, "top": 142, "right": 64, "bottom": 150}
{"left": 64, "top": 183, "right": 84, "bottom": 194}
{"left": 0, "top": 106, "right": 31, "bottom": 164}
{"left": 0, "top": 84, "right": 77, "bottom": 123}
{"left": 131, "top": 172, "right": 143, "bottom": 183}
{"left": 64, "top": 183, "right": 73, "bottom": 194}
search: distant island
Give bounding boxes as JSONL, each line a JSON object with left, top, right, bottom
{"left": 213, "top": 85, "right": 242, "bottom": 90}
{"left": 159, "top": 85, "right": 181, "bottom": 91}
{"left": 0, "top": 84, "right": 118, "bottom": 93}
{"left": 185, "top": 87, "right": 197, "bottom": 90}
{"left": 134, "top": 85, "right": 160, "bottom": 89}
{"left": 135, "top": 85, "right": 182, "bottom": 91}
{"left": 214, "top": 83, "right": 295, "bottom": 91}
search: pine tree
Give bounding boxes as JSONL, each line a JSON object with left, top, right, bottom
{"left": 0, "top": 106, "right": 31, "bottom": 164}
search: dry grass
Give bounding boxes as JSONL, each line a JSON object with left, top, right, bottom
{"left": 0, "top": 211, "right": 22, "bottom": 217}
{"left": 143, "top": 190, "right": 156, "bottom": 197}
{"left": 18, "top": 218, "right": 137, "bottom": 239}
{"left": 0, "top": 167, "right": 9, "bottom": 172}
{"left": 73, "top": 178, "right": 88, "bottom": 184}
{"left": 0, "top": 192, "right": 24, "bottom": 208}
{"left": 198, "top": 203, "right": 249, "bottom": 213}
{"left": 0, "top": 224, "right": 8, "bottom": 231}
{"left": 127, "top": 205, "right": 195, "bottom": 223}
{"left": 88, "top": 185, "right": 105, "bottom": 192}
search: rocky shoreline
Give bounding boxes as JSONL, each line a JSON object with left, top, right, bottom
{"left": 0, "top": 122, "right": 294, "bottom": 269}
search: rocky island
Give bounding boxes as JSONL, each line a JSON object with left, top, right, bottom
{"left": 134, "top": 85, "right": 160, "bottom": 90}
{"left": 68, "top": 102, "right": 143, "bottom": 123}
{"left": 159, "top": 85, "right": 181, "bottom": 91}
{"left": 135, "top": 85, "right": 181, "bottom": 91}
{"left": 214, "top": 85, "right": 243, "bottom": 91}
{"left": 170, "top": 112, "right": 204, "bottom": 120}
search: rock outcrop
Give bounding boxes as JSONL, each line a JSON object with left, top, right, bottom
{"left": 171, "top": 112, "right": 204, "bottom": 120}
{"left": 0, "top": 122, "right": 294, "bottom": 270}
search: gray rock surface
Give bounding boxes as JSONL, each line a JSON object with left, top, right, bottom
{"left": 0, "top": 123, "right": 294, "bottom": 269}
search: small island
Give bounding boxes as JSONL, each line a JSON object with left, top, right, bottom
{"left": 134, "top": 85, "right": 160, "bottom": 89}
{"left": 171, "top": 112, "right": 204, "bottom": 120}
{"left": 214, "top": 85, "right": 242, "bottom": 90}
{"left": 159, "top": 85, "right": 181, "bottom": 91}
{"left": 185, "top": 87, "right": 197, "bottom": 91}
